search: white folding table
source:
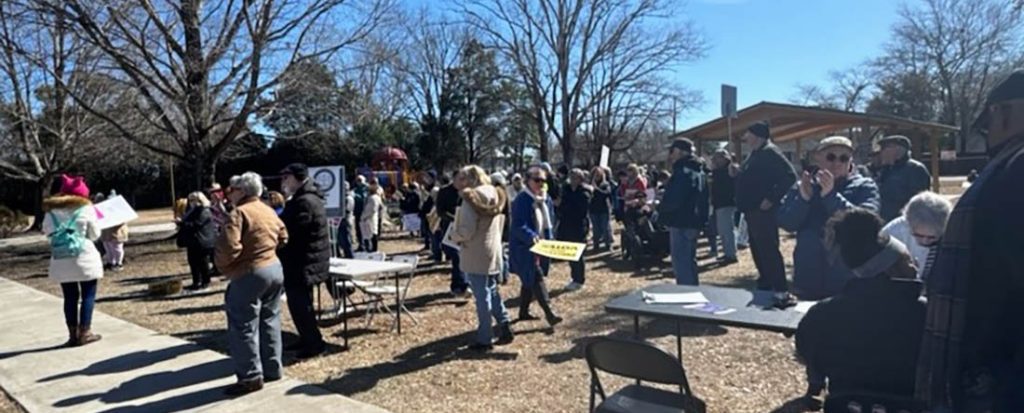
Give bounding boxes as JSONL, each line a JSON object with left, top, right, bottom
{"left": 328, "top": 258, "right": 415, "bottom": 348}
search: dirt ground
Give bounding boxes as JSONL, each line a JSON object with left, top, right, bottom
{"left": 0, "top": 229, "right": 811, "bottom": 413}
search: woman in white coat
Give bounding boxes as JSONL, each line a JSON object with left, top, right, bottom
{"left": 360, "top": 179, "right": 383, "bottom": 252}
{"left": 43, "top": 175, "right": 104, "bottom": 347}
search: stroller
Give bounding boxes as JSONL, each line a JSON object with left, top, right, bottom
{"left": 621, "top": 202, "right": 670, "bottom": 269}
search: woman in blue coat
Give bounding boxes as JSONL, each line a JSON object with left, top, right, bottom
{"left": 778, "top": 136, "right": 881, "bottom": 300}
{"left": 510, "top": 166, "right": 563, "bottom": 326}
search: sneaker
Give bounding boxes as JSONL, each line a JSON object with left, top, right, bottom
{"left": 564, "top": 281, "right": 583, "bottom": 291}
{"left": 773, "top": 292, "right": 798, "bottom": 309}
{"left": 224, "top": 378, "right": 263, "bottom": 397}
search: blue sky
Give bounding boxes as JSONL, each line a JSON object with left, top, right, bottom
{"left": 673, "top": 0, "right": 901, "bottom": 129}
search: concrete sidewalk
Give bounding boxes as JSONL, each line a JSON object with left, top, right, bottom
{"left": 0, "top": 278, "right": 388, "bottom": 413}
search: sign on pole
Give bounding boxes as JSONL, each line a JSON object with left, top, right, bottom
{"left": 721, "top": 84, "right": 738, "bottom": 118}
{"left": 599, "top": 145, "right": 611, "bottom": 169}
{"left": 308, "top": 166, "right": 345, "bottom": 216}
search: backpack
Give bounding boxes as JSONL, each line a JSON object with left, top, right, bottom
{"left": 49, "top": 207, "right": 86, "bottom": 260}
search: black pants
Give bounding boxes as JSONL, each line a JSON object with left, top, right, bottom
{"left": 746, "top": 209, "right": 788, "bottom": 292}
{"left": 519, "top": 266, "right": 555, "bottom": 318}
{"left": 569, "top": 259, "right": 585, "bottom": 284}
{"left": 284, "top": 283, "right": 324, "bottom": 350}
{"left": 186, "top": 247, "right": 213, "bottom": 286}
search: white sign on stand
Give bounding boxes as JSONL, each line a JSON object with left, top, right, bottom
{"left": 95, "top": 196, "right": 138, "bottom": 229}
{"left": 599, "top": 145, "right": 610, "bottom": 169}
{"left": 308, "top": 166, "right": 344, "bottom": 216}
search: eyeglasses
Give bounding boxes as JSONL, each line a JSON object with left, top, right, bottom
{"left": 529, "top": 177, "right": 545, "bottom": 183}
{"left": 825, "top": 153, "right": 851, "bottom": 163}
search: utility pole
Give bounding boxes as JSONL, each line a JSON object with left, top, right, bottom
{"left": 169, "top": 156, "right": 176, "bottom": 206}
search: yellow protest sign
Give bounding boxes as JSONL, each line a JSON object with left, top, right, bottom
{"left": 530, "top": 240, "right": 587, "bottom": 261}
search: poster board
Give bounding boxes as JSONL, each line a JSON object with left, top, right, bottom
{"left": 308, "top": 166, "right": 345, "bottom": 217}
{"left": 599, "top": 145, "right": 610, "bottom": 169}
{"left": 95, "top": 196, "right": 138, "bottom": 230}
{"left": 529, "top": 240, "right": 586, "bottom": 261}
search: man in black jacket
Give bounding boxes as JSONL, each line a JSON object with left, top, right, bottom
{"left": 657, "top": 138, "right": 709, "bottom": 286}
{"left": 876, "top": 135, "right": 932, "bottom": 222}
{"left": 558, "top": 168, "right": 592, "bottom": 291}
{"left": 278, "top": 163, "right": 331, "bottom": 359}
{"left": 735, "top": 121, "right": 796, "bottom": 302}
{"left": 435, "top": 173, "right": 468, "bottom": 296}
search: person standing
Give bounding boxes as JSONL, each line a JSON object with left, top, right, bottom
{"left": 449, "top": 166, "right": 514, "bottom": 351}
{"left": 43, "top": 174, "right": 104, "bottom": 347}
{"left": 100, "top": 222, "right": 128, "bottom": 271}
{"left": 490, "top": 172, "right": 513, "bottom": 284}
{"left": 360, "top": 179, "right": 384, "bottom": 252}
{"left": 876, "top": 135, "right": 932, "bottom": 222}
{"left": 352, "top": 175, "right": 368, "bottom": 251}
{"left": 277, "top": 164, "right": 330, "bottom": 359}
{"left": 508, "top": 173, "right": 525, "bottom": 202}
{"left": 917, "top": 70, "right": 1024, "bottom": 413}
{"left": 589, "top": 167, "right": 614, "bottom": 251}
{"left": 735, "top": 121, "right": 797, "bottom": 303}
{"left": 657, "top": 138, "right": 709, "bottom": 286}
{"left": 436, "top": 172, "right": 469, "bottom": 296}
{"left": 510, "top": 166, "right": 562, "bottom": 327}
{"left": 710, "top": 150, "right": 739, "bottom": 264}
{"left": 558, "top": 168, "right": 592, "bottom": 291}
{"left": 215, "top": 172, "right": 288, "bottom": 396}
{"left": 336, "top": 181, "right": 355, "bottom": 259}
{"left": 178, "top": 192, "right": 217, "bottom": 291}
{"left": 778, "top": 136, "right": 880, "bottom": 301}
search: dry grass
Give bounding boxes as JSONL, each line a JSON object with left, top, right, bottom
{"left": 1, "top": 230, "right": 811, "bottom": 413}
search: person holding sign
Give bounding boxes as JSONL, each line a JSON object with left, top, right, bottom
{"left": 449, "top": 166, "right": 514, "bottom": 351}
{"left": 43, "top": 174, "right": 104, "bottom": 347}
{"left": 509, "top": 166, "right": 563, "bottom": 327}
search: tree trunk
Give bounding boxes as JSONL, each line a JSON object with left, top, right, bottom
{"left": 30, "top": 174, "right": 54, "bottom": 231}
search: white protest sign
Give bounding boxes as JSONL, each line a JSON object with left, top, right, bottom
{"left": 599, "top": 145, "right": 610, "bottom": 169}
{"left": 308, "top": 166, "right": 343, "bottom": 214}
{"left": 95, "top": 196, "right": 138, "bottom": 229}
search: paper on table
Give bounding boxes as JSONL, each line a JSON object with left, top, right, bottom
{"left": 684, "top": 302, "right": 736, "bottom": 315}
{"left": 794, "top": 301, "right": 817, "bottom": 314}
{"left": 641, "top": 292, "right": 709, "bottom": 304}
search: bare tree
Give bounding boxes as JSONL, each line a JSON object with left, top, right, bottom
{"left": 791, "top": 67, "right": 873, "bottom": 111}
{"left": 881, "top": 0, "right": 1023, "bottom": 152}
{"left": 462, "top": 0, "right": 707, "bottom": 166}
{"left": 0, "top": 2, "right": 116, "bottom": 225}
{"left": 29, "top": 0, "right": 393, "bottom": 189}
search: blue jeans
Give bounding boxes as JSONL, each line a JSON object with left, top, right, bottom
{"left": 467, "top": 273, "right": 510, "bottom": 345}
{"left": 60, "top": 280, "right": 97, "bottom": 327}
{"left": 715, "top": 206, "right": 738, "bottom": 259}
{"left": 669, "top": 228, "right": 699, "bottom": 285}
{"left": 431, "top": 230, "right": 443, "bottom": 261}
{"left": 225, "top": 263, "right": 284, "bottom": 381}
{"left": 590, "top": 212, "right": 612, "bottom": 248}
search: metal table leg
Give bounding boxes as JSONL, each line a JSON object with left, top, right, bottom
{"left": 316, "top": 283, "right": 322, "bottom": 321}
{"left": 395, "top": 272, "right": 402, "bottom": 334}
{"left": 341, "top": 279, "right": 348, "bottom": 349}
{"left": 676, "top": 320, "right": 683, "bottom": 360}
{"left": 633, "top": 315, "right": 640, "bottom": 339}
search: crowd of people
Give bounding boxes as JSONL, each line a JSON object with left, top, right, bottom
{"left": 34, "top": 70, "right": 1024, "bottom": 411}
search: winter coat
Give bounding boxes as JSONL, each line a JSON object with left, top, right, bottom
{"left": 42, "top": 195, "right": 103, "bottom": 284}
{"left": 557, "top": 183, "right": 592, "bottom": 242}
{"left": 450, "top": 185, "right": 507, "bottom": 275}
{"left": 657, "top": 156, "right": 710, "bottom": 230}
{"left": 435, "top": 184, "right": 461, "bottom": 223}
{"left": 509, "top": 190, "right": 554, "bottom": 286}
{"left": 178, "top": 206, "right": 216, "bottom": 250}
{"left": 778, "top": 173, "right": 881, "bottom": 300}
{"left": 278, "top": 179, "right": 331, "bottom": 287}
{"left": 877, "top": 156, "right": 932, "bottom": 222}
{"left": 796, "top": 244, "right": 924, "bottom": 397}
{"left": 353, "top": 183, "right": 368, "bottom": 218}
{"left": 399, "top": 190, "right": 421, "bottom": 215}
{"left": 360, "top": 189, "right": 383, "bottom": 240}
{"left": 215, "top": 197, "right": 288, "bottom": 279}
{"left": 735, "top": 141, "right": 797, "bottom": 213}
{"left": 589, "top": 181, "right": 613, "bottom": 216}
{"left": 710, "top": 166, "right": 737, "bottom": 209}
{"left": 101, "top": 223, "right": 129, "bottom": 243}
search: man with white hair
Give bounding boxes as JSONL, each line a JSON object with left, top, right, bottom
{"left": 880, "top": 191, "right": 951, "bottom": 280}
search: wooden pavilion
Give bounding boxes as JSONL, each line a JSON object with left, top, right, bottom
{"left": 673, "top": 101, "right": 959, "bottom": 191}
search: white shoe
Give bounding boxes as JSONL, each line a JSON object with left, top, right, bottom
{"left": 564, "top": 281, "right": 583, "bottom": 291}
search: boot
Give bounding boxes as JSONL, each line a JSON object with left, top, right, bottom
{"left": 495, "top": 323, "right": 515, "bottom": 345}
{"left": 77, "top": 326, "right": 102, "bottom": 346}
{"left": 64, "top": 325, "right": 79, "bottom": 347}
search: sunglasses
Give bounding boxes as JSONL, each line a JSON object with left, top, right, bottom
{"left": 529, "top": 177, "right": 545, "bottom": 183}
{"left": 825, "top": 153, "right": 851, "bottom": 163}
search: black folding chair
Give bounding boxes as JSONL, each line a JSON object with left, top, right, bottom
{"left": 585, "top": 337, "right": 704, "bottom": 413}
{"left": 824, "top": 391, "right": 926, "bottom": 413}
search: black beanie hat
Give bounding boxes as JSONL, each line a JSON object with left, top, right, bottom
{"left": 747, "top": 121, "right": 771, "bottom": 140}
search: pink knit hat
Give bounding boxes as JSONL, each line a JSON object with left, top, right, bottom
{"left": 59, "top": 174, "right": 90, "bottom": 199}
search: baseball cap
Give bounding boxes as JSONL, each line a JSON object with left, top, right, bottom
{"left": 817, "top": 136, "right": 854, "bottom": 152}
{"left": 279, "top": 163, "right": 309, "bottom": 179}
{"left": 877, "top": 135, "right": 911, "bottom": 150}
{"left": 974, "top": 69, "right": 1024, "bottom": 130}
{"left": 667, "top": 137, "right": 695, "bottom": 153}
{"left": 747, "top": 121, "right": 771, "bottom": 140}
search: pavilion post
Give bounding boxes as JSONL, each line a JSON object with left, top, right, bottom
{"left": 930, "top": 130, "right": 941, "bottom": 192}
{"left": 795, "top": 138, "right": 803, "bottom": 162}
